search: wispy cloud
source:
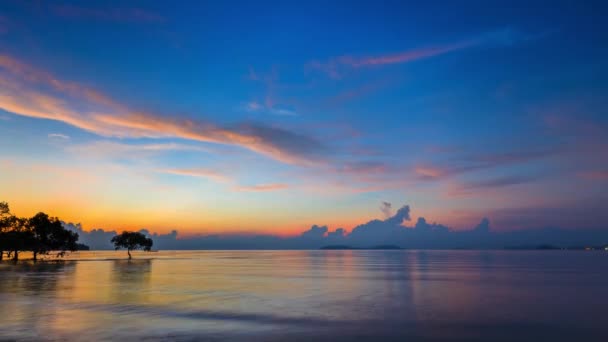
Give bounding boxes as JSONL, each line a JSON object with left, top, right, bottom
{"left": 0, "top": 54, "right": 325, "bottom": 165}
{"left": 270, "top": 108, "right": 297, "bottom": 116}
{"left": 66, "top": 141, "right": 209, "bottom": 159}
{"left": 579, "top": 171, "right": 608, "bottom": 180}
{"left": 325, "top": 79, "right": 392, "bottom": 106}
{"left": 51, "top": 5, "right": 165, "bottom": 23}
{"left": 235, "top": 183, "right": 289, "bottom": 192}
{"left": 245, "top": 66, "right": 299, "bottom": 117}
{"left": 160, "top": 169, "right": 288, "bottom": 192}
{"left": 449, "top": 175, "right": 539, "bottom": 197}
{"left": 415, "top": 148, "right": 558, "bottom": 181}
{"left": 245, "top": 100, "right": 298, "bottom": 116}
{"left": 309, "top": 28, "right": 546, "bottom": 78}
{"left": 246, "top": 101, "right": 262, "bottom": 112}
{"left": 160, "top": 168, "right": 231, "bottom": 183}
{"left": 48, "top": 133, "right": 70, "bottom": 140}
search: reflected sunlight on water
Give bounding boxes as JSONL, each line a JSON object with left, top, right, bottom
{"left": 1, "top": 250, "right": 607, "bottom": 341}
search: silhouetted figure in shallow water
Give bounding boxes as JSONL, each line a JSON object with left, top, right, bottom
{"left": 111, "top": 231, "right": 153, "bottom": 259}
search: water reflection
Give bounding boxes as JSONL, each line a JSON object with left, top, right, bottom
{"left": 1, "top": 251, "right": 607, "bottom": 341}
{"left": 110, "top": 259, "right": 152, "bottom": 304}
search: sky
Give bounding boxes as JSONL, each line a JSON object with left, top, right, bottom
{"left": 1, "top": 0, "right": 607, "bottom": 237}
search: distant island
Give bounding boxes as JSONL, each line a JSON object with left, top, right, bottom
{"left": 322, "top": 244, "right": 608, "bottom": 251}
{"left": 321, "top": 245, "right": 402, "bottom": 250}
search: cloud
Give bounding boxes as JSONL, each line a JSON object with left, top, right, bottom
{"left": 270, "top": 108, "right": 297, "bottom": 116}
{"left": 579, "top": 171, "right": 608, "bottom": 180}
{"left": 449, "top": 174, "right": 540, "bottom": 197}
{"left": 235, "top": 183, "right": 288, "bottom": 192}
{"left": 0, "top": 54, "right": 327, "bottom": 165}
{"left": 474, "top": 218, "right": 491, "bottom": 232}
{"left": 380, "top": 201, "right": 392, "bottom": 219}
{"left": 64, "top": 201, "right": 608, "bottom": 250}
{"left": 244, "top": 66, "right": 299, "bottom": 117}
{"left": 48, "top": 133, "right": 70, "bottom": 140}
{"left": 325, "top": 80, "right": 391, "bottom": 105}
{"left": 326, "top": 228, "right": 346, "bottom": 239}
{"left": 245, "top": 100, "right": 298, "bottom": 117}
{"left": 415, "top": 148, "right": 557, "bottom": 181}
{"left": 464, "top": 175, "right": 538, "bottom": 189}
{"left": 160, "top": 169, "right": 287, "bottom": 192}
{"left": 246, "top": 101, "right": 262, "bottom": 112}
{"left": 413, "top": 217, "right": 450, "bottom": 233}
{"left": 66, "top": 141, "right": 209, "bottom": 159}
{"left": 51, "top": 5, "right": 165, "bottom": 23}
{"left": 414, "top": 166, "right": 449, "bottom": 180}
{"left": 332, "top": 161, "right": 389, "bottom": 184}
{"left": 160, "top": 169, "right": 231, "bottom": 183}
{"left": 348, "top": 205, "right": 411, "bottom": 243}
{"left": 309, "top": 28, "right": 544, "bottom": 78}
{"left": 479, "top": 199, "right": 608, "bottom": 231}
{"left": 300, "top": 225, "right": 328, "bottom": 240}
{"left": 344, "top": 40, "right": 476, "bottom": 68}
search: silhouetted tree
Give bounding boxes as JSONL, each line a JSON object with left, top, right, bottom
{"left": 111, "top": 231, "right": 153, "bottom": 259}
{"left": 27, "top": 212, "right": 79, "bottom": 261}
{"left": 0, "top": 201, "right": 10, "bottom": 260}
{"left": 0, "top": 202, "right": 30, "bottom": 261}
{"left": 0, "top": 201, "right": 81, "bottom": 261}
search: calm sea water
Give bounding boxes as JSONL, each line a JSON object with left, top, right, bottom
{"left": 0, "top": 250, "right": 607, "bottom": 341}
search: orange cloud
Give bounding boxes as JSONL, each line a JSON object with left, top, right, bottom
{"left": 235, "top": 183, "right": 288, "bottom": 192}
{"left": 0, "top": 54, "right": 326, "bottom": 165}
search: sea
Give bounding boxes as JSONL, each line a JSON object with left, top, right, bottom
{"left": 1, "top": 250, "right": 607, "bottom": 341}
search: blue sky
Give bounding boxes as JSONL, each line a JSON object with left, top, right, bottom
{"left": 0, "top": 0, "right": 607, "bottom": 235}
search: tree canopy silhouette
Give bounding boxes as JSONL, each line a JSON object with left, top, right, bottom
{"left": 0, "top": 201, "right": 81, "bottom": 261}
{"left": 28, "top": 212, "right": 79, "bottom": 261}
{"left": 111, "top": 231, "right": 153, "bottom": 259}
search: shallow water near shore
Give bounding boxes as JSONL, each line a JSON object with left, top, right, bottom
{"left": 1, "top": 250, "right": 607, "bottom": 341}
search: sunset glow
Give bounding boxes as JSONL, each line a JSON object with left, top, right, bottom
{"left": 1, "top": 1, "right": 607, "bottom": 238}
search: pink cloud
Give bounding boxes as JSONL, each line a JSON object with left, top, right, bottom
{"left": 160, "top": 169, "right": 230, "bottom": 183}
{"left": 579, "top": 171, "right": 608, "bottom": 180}
{"left": 308, "top": 39, "right": 476, "bottom": 78}
{"left": 349, "top": 41, "right": 476, "bottom": 68}
{"left": 309, "top": 28, "right": 534, "bottom": 78}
